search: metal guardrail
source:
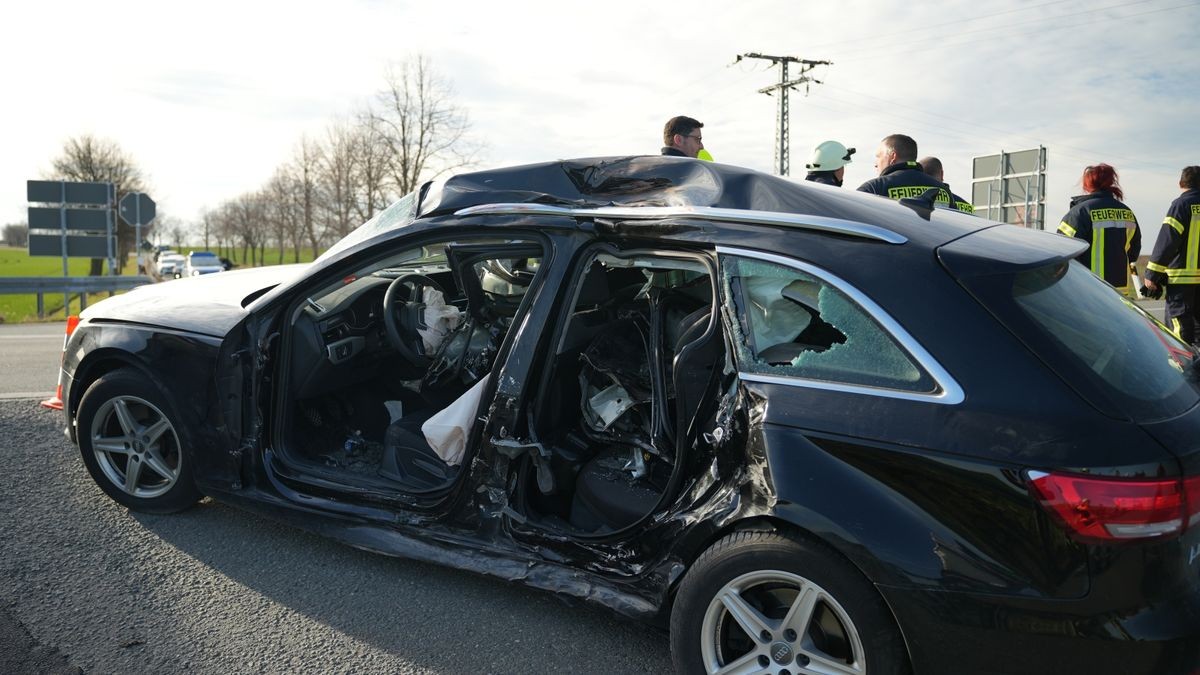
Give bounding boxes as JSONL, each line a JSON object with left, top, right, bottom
{"left": 0, "top": 276, "right": 153, "bottom": 318}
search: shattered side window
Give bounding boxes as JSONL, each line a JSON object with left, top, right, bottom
{"left": 722, "top": 256, "right": 935, "bottom": 392}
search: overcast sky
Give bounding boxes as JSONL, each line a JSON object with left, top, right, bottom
{"left": 2, "top": 0, "right": 1197, "bottom": 237}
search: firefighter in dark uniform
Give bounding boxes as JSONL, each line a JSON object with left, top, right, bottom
{"left": 918, "top": 156, "right": 975, "bottom": 214}
{"left": 1144, "top": 166, "right": 1200, "bottom": 345}
{"left": 804, "top": 140, "right": 855, "bottom": 187}
{"left": 1056, "top": 163, "right": 1141, "bottom": 296}
{"left": 857, "top": 134, "right": 952, "bottom": 207}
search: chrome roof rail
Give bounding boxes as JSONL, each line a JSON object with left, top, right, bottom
{"left": 452, "top": 203, "right": 907, "bottom": 245}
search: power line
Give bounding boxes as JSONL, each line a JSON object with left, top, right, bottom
{"left": 832, "top": 0, "right": 1194, "bottom": 62}
{"left": 830, "top": 0, "right": 1162, "bottom": 59}
{"left": 815, "top": 83, "right": 1180, "bottom": 172}
{"left": 736, "top": 53, "right": 832, "bottom": 176}
{"left": 796, "top": 0, "right": 1080, "bottom": 52}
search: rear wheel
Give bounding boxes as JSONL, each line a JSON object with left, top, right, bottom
{"left": 77, "top": 369, "right": 201, "bottom": 513}
{"left": 670, "top": 530, "right": 909, "bottom": 675}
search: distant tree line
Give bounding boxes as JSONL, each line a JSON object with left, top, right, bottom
{"left": 3, "top": 223, "right": 28, "bottom": 247}
{"left": 202, "top": 56, "right": 477, "bottom": 265}
{"left": 39, "top": 55, "right": 476, "bottom": 273}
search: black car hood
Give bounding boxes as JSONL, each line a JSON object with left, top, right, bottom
{"left": 80, "top": 264, "right": 308, "bottom": 337}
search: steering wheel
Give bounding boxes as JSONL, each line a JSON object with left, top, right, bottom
{"left": 383, "top": 274, "right": 446, "bottom": 367}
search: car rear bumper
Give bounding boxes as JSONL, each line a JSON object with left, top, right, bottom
{"left": 879, "top": 584, "right": 1200, "bottom": 675}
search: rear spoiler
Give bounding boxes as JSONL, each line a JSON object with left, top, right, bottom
{"left": 937, "top": 224, "right": 1087, "bottom": 279}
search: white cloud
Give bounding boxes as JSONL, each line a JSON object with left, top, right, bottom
{"left": 0, "top": 0, "right": 1196, "bottom": 237}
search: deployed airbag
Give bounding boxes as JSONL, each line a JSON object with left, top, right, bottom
{"left": 419, "top": 287, "right": 464, "bottom": 354}
{"left": 744, "top": 275, "right": 813, "bottom": 347}
{"left": 421, "top": 376, "right": 488, "bottom": 466}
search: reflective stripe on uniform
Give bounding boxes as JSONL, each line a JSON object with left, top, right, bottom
{"left": 1165, "top": 269, "right": 1200, "bottom": 283}
{"left": 1191, "top": 213, "right": 1200, "bottom": 272}
{"left": 1145, "top": 260, "right": 1200, "bottom": 283}
{"left": 1091, "top": 229, "right": 1105, "bottom": 278}
{"left": 1165, "top": 216, "right": 1185, "bottom": 234}
{"left": 1058, "top": 221, "right": 1077, "bottom": 237}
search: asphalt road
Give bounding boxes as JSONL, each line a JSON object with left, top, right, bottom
{"left": 0, "top": 321, "right": 64, "bottom": 400}
{"left": 0, "top": 399, "right": 672, "bottom": 674}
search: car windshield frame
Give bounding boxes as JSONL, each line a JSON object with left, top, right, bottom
{"left": 315, "top": 190, "right": 419, "bottom": 264}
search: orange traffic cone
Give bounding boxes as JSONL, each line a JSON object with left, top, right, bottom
{"left": 40, "top": 316, "right": 80, "bottom": 411}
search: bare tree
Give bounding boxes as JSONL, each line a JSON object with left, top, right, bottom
{"left": 3, "top": 223, "right": 29, "bottom": 247}
{"left": 351, "top": 111, "right": 395, "bottom": 223}
{"left": 198, "top": 209, "right": 213, "bottom": 251}
{"left": 154, "top": 215, "right": 189, "bottom": 250}
{"left": 319, "top": 119, "right": 360, "bottom": 241}
{"left": 372, "top": 55, "right": 479, "bottom": 196}
{"left": 46, "top": 134, "right": 149, "bottom": 275}
{"left": 291, "top": 137, "right": 325, "bottom": 258}
{"left": 210, "top": 203, "right": 237, "bottom": 261}
{"left": 265, "top": 168, "right": 300, "bottom": 264}
{"left": 197, "top": 57, "right": 478, "bottom": 265}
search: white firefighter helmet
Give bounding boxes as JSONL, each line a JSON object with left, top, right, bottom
{"left": 805, "top": 141, "right": 856, "bottom": 171}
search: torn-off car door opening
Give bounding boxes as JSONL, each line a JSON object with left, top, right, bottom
{"left": 267, "top": 234, "right": 549, "bottom": 502}
{"left": 512, "top": 245, "right": 729, "bottom": 541}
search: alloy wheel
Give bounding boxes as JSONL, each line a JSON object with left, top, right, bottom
{"left": 700, "top": 569, "right": 866, "bottom": 675}
{"left": 89, "top": 395, "right": 182, "bottom": 499}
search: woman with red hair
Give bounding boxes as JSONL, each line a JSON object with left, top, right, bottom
{"left": 1057, "top": 164, "right": 1142, "bottom": 296}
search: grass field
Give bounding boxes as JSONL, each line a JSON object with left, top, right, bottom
{"left": 0, "top": 245, "right": 322, "bottom": 323}
{"left": 0, "top": 247, "right": 120, "bottom": 322}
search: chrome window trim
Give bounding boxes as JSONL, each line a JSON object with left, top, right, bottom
{"left": 453, "top": 203, "right": 907, "bottom": 245}
{"left": 718, "top": 246, "right": 965, "bottom": 405}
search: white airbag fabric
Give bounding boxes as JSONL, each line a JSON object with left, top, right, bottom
{"left": 421, "top": 376, "right": 488, "bottom": 466}
{"left": 418, "top": 287, "right": 463, "bottom": 354}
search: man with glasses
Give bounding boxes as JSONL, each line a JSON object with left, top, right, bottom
{"left": 662, "top": 116, "right": 705, "bottom": 158}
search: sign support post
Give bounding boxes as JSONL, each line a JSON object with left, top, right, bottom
{"left": 59, "top": 182, "right": 68, "bottom": 311}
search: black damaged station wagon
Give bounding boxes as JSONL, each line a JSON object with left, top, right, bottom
{"left": 58, "top": 157, "right": 1200, "bottom": 674}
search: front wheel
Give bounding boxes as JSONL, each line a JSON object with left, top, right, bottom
{"left": 76, "top": 369, "right": 201, "bottom": 514}
{"left": 670, "top": 530, "right": 910, "bottom": 675}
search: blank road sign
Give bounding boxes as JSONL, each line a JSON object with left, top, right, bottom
{"left": 27, "top": 180, "right": 113, "bottom": 206}
{"left": 28, "top": 234, "right": 111, "bottom": 257}
{"left": 27, "top": 206, "right": 110, "bottom": 231}
{"left": 118, "top": 193, "right": 156, "bottom": 226}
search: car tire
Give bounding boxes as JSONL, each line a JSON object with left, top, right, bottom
{"left": 76, "top": 368, "right": 201, "bottom": 514}
{"left": 670, "top": 530, "right": 910, "bottom": 675}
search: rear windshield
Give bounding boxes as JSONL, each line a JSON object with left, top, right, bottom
{"left": 963, "top": 260, "right": 1197, "bottom": 421}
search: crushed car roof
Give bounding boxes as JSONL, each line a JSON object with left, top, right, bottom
{"left": 420, "top": 155, "right": 994, "bottom": 249}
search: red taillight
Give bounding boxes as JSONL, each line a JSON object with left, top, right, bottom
{"left": 65, "top": 315, "right": 80, "bottom": 336}
{"left": 1028, "top": 470, "right": 1200, "bottom": 543}
{"left": 1187, "top": 475, "right": 1200, "bottom": 530}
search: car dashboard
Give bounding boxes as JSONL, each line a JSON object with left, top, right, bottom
{"left": 289, "top": 267, "right": 460, "bottom": 399}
